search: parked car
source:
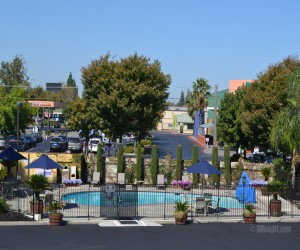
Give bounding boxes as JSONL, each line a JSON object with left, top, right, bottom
{"left": 88, "top": 138, "right": 102, "bottom": 153}
{"left": 58, "top": 135, "right": 68, "bottom": 149}
{"left": 31, "top": 132, "right": 43, "bottom": 143}
{"left": 68, "top": 137, "right": 83, "bottom": 153}
{"left": 7, "top": 139, "right": 24, "bottom": 152}
{"left": 50, "top": 137, "right": 65, "bottom": 152}
{"left": 0, "top": 136, "right": 6, "bottom": 149}
{"left": 249, "top": 153, "right": 265, "bottom": 163}
{"left": 21, "top": 135, "right": 37, "bottom": 149}
{"left": 54, "top": 122, "right": 60, "bottom": 128}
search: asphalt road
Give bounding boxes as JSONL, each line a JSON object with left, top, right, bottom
{"left": 0, "top": 223, "right": 299, "bottom": 250}
{"left": 151, "top": 130, "right": 225, "bottom": 161}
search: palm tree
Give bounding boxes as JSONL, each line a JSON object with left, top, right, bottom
{"left": 270, "top": 69, "right": 300, "bottom": 188}
{"left": 187, "top": 78, "right": 211, "bottom": 134}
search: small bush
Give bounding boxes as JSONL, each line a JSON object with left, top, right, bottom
{"left": 0, "top": 198, "right": 10, "bottom": 213}
{"left": 124, "top": 146, "right": 134, "bottom": 153}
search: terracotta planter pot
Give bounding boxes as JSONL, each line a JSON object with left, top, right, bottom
{"left": 49, "top": 213, "right": 63, "bottom": 226}
{"left": 244, "top": 214, "right": 256, "bottom": 224}
{"left": 270, "top": 200, "right": 281, "bottom": 217}
{"left": 175, "top": 213, "right": 188, "bottom": 225}
{"left": 30, "top": 202, "right": 44, "bottom": 214}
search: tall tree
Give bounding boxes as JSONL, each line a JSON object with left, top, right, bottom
{"left": 82, "top": 53, "right": 171, "bottom": 142}
{"left": 65, "top": 72, "right": 78, "bottom": 100}
{"left": 270, "top": 68, "right": 300, "bottom": 188}
{"left": 185, "top": 88, "right": 191, "bottom": 104}
{"left": 240, "top": 56, "right": 300, "bottom": 148}
{"left": 177, "top": 91, "right": 185, "bottom": 106}
{"left": 175, "top": 144, "right": 183, "bottom": 180}
{"left": 187, "top": 78, "right": 211, "bottom": 135}
{"left": 0, "top": 55, "right": 30, "bottom": 94}
{"left": 217, "top": 88, "right": 247, "bottom": 149}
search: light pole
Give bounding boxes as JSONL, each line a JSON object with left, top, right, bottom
{"left": 16, "top": 102, "right": 22, "bottom": 152}
{"left": 242, "top": 175, "right": 246, "bottom": 216}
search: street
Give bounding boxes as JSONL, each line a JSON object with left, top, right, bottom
{"left": 0, "top": 223, "right": 299, "bottom": 250}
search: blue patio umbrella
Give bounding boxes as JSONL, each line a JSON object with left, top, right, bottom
{"left": 185, "top": 161, "right": 222, "bottom": 175}
{"left": 25, "top": 154, "right": 63, "bottom": 171}
{"left": 0, "top": 147, "right": 27, "bottom": 161}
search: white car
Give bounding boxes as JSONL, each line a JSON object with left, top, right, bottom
{"left": 0, "top": 136, "right": 6, "bottom": 149}
{"left": 88, "top": 138, "right": 102, "bottom": 153}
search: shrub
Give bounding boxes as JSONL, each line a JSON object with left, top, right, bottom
{"left": 210, "top": 146, "right": 219, "bottom": 185}
{"left": 224, "top": 145, "right": 231, "bottom": 185}
{"left": 151, "top": 145, "right": 158, "bottom": 184}
{"left": 136, "top": 144, "right": 143, "bottom": 181}
{"left": 0, "top": 198, "right": 10, "bottom": 213}
{"left": 175, "top": 145, "right": 183, "bottom": 180}
{"left": 117, "top": 144, "right": 124, "bottom": 173}
{"left": 124, "top": 146, "right": 134, "bottom": 153}
{"left": 192, "top": 145, "right": 199, "bottom": 184}
{"left": 125, "top": 166, "right": 135, "bottom": 183}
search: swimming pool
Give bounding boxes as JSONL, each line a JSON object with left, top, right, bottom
{"left": 62, "top": 192, "right": 243, "bottom": 209}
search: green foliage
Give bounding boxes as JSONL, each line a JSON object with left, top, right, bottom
{"left": 124, "top": 145, "right": 134, "bottom": 153}
{"left": 125, "top": 166, "right": 135, "bottom": 184}
{"left": 140, "top": 139, "right": 152, "bottom": 146}
{"left": 96, "top": 143, "right": 104, "bottom": 184}
{"left": 267, "top": 180, "right": 284, "bottom": 200}
{"left": 117, "top": 144, "right": 124, "bottom": 173}
{"left": 26, "top": 174, "right": 49, "bottom": 201}
{"left": 272, "top": 158, "right": 290, "bottom": 184}
{"left": 192, "top": 145, "right": 199, "bottom": 184}
{"left": 260, "top": 167, "right": 272, "bottom": 181}
{"left": 44, "top": 200, "right": 64, "bottom": 214}
{"left": 80, "top": 154, "right": 88, "bottom": 183}
{"left": 244, "top": 204, "right": 256, "bottom": 217}
{"left": 0, "top": 198, "right": 10, "bottom": 214}
{"left": 135, "top": 144, "right": 143, "bottom": 181}
{"left": 187, "top": 78, "right": 211, "bottom": 122}
{"left": 0, "top": 168, "right": 6, "bottom": 179}
{"left": 151, "top": 145, "right": 158, "bottom": 184}
{"left": 81, "top": 53, "right": 171, "bottom": 141}
{"left": 210, "top": 146, "right": 219, "bottom": 185}
{"left": 224, "top": 145, "right": 231, "bottom": 185}
{"left": 174, "top": 200, "right": 189, "bottom": 213}
{"left": 175, "top": 145, "right": 183, "bottom": 180}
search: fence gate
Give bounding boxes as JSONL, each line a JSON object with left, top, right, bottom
{"left": 100, "top": 184, "right": 138, "bottom": 219}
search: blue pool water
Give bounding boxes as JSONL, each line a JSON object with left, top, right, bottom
{"left": 62, "top": 192, "right": 243, "bottom": 209}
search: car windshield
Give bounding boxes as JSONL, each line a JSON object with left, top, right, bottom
{"left": 90, "top": 140, "right": 99, "bottom": 144}
{"left": 59, "top": 136, "right": 67, "bottom": 140}
{"left": 69, "top": 138, "right": 80, "bottom": 143}
{"left": 51, "top": 138, "right": 61, "bottom": 142}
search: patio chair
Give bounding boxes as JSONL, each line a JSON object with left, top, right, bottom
{"left": 157, "top": 174, "right": 165, "bottom": 189}
{"left": 118, "top": 173, "right": 125, "bottom": 184}
{"left": 207, "top": 197, "right": 221, "bottom": 214}
{"left": 43, "top": 193, "right": 54, "bottom": 208}
{"left": 204, "top": 193, "right": 213, "bottom": 206}
{"left": 194, "top": 197, "right": 207, "bottom": 216}
{"left": 91, "top": 171, "right": 100, "bottom": 186}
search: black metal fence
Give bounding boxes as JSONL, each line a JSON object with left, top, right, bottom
{"left": 2, "top": 182, "right": 300, "bottom": 220}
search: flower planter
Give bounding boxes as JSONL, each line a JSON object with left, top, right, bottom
{"left": 244, "top": 214, "right": 256, "bottom": 224}
{"left": 270, "top": 200, "right": 281, "bottom": 217}
{"left": 175, "top": 214, "right": 188, "bottom": 225}
{"left": 64, "top": 184, "right": 80, "bottom": 187}
{"left": 49, "top": 213, "right": 63, "bottom": 226}
{"left": 30, "top": 201, "right": 44, "bottom": 214}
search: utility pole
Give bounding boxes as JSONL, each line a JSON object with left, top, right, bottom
{"left": 213, "top": 84, "right": 218, "bottom": 146}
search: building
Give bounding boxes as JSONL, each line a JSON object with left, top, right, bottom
{"left": 229, "top": 80, "right": 253, "bottom": 93}
{"left": 156, "top": 106, "right": 193, "bottom": 133}
{"left": 46, "top": 82, "right": 62, "bottom": 93}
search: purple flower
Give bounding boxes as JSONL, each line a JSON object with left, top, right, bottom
{"left": 249, "top": 179, "right": 268, "bottom": 187}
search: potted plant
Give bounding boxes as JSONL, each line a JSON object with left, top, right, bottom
{"left": 243, "top": 203, "right": 256, "bottom": 224}
{"left": 45, "top": 200, "right": 64, "bottom": 226}
{"left": 260, "top": 167, "right": 272, "bottom": 195}
{"left": 174, "top": 200, "right": 188, "bottom": 225}
{"left": 267, "top": 180, "right": 284, "bottom": 217}
{"left": 26, "top": 174, "right": 49, "bottom": 214}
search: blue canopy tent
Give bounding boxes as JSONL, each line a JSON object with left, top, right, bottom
{"left": 235, "top": 171, "right": 256, "bottom": 203}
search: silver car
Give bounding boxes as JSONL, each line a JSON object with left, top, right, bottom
{"left": 68, "top": 137, "right": 83, "bottom": 153}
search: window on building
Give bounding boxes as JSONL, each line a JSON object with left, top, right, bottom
{"left": 187, "top": 124, "right": 193, "bottom": 130}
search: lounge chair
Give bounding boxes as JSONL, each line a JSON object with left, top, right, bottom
{"left": 118, "top": 173, "right": 125, "bottom": 184}
{"left": 207, "top": 197, "right": 221, "bottom": 214}
{"left": 91, "top": 171, "right": 100, "bottom": 186}
{"left": 204, "top": 193, "right": 213, "bottom": 206}
{"left": 194, "top": 197, "right": 207, "bottom": 216}
{"left": 157, "top": 174, "right": 165, "bottom": 189}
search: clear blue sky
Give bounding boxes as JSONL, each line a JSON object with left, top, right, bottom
{"left": 1, "top": 0, "right": 299, "bottom": 101}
